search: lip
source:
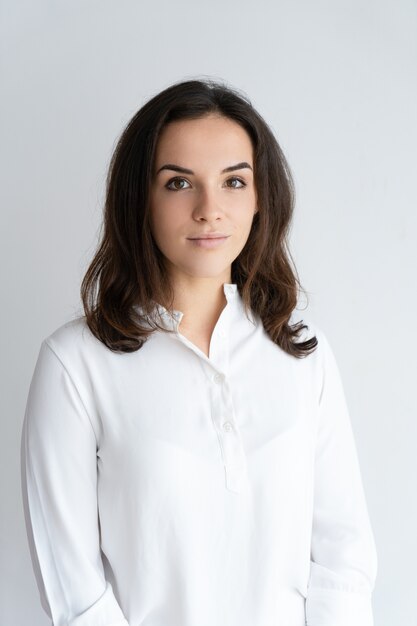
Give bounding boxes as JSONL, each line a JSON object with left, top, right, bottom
{"left": 188, "top": 233, "right": 230, "bottom": 239}
{"left": 188, "top": 236, "right": 230, "bottom": 249}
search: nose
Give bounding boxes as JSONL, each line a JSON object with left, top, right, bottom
{"left": 192, "top": 185, "right": 224, "bottom": 222}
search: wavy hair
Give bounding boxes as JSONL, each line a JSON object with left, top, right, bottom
{"left": 80, "top": 77, "right": 317, "bottom": 357}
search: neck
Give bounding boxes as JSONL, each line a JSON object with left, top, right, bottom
{"left": 167, "top": 273, "right": 233, "bottom": 332}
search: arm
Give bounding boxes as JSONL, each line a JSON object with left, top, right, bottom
{"left": 305, "top": 330, "right": 378, "bottom": 626}
{"left": 20, "top": 340, "right": 129, "bottom": 626}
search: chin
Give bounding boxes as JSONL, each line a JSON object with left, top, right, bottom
{"left": 180, "top": 265, "right": 232, "bottom": 279}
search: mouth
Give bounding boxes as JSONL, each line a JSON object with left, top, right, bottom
{"left": 188, "top": 234, "right": 230, "bottom": 240}
{"left": 187, "top": 236, "right": 230, "bottom": 249}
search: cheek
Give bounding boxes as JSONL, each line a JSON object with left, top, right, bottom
{"left": 150, "top": 209, "right": 181, "bottom": 247}
{"left": 240, "top": 202, "right": 257, "bottom": 229}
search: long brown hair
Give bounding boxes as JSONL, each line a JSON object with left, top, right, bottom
{"left": 80, "top": 77, "right": 317, "bottom": 357}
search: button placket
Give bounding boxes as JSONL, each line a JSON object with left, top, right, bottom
{"left": 208, "top": 315, "right": 229, "bottom": 369}
{"left": 207, "top": 294, "right": 249, "bottom": 492}
{"left": 213, "top": 372, "right": 225, "bottom": 384}
{"left": 157, "top": 283, "right": 249, "bottom": 493}
{"left": 210, "top": 374, "right": 249, "bottom": 494}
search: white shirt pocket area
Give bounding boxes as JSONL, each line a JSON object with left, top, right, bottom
{"left": 305, "top": 330, "right": 378, "bottom": 626}
{"left": 20, "top": 339, "right": 129, "bottom": 626}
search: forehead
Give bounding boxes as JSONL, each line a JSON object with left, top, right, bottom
{"left": 154, "top": 115, "right": 254, "bottom": 163}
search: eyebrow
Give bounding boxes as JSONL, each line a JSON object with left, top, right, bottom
{"left": 155, "top": 161, "right": 253, "bottom": 176}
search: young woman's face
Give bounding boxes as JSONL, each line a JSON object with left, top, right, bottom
{"left": 149, "top": 114, "right": 258, "bottom": 285}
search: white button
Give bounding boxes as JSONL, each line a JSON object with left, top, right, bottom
{"left": 213, "top": 372, "right": 224, "bottom": 384}
{"left": 222, "top": 421, "right": 233, "bottom": 432}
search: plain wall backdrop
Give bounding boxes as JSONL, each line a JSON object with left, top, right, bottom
{"left": 1, "top": 1, "right": 416, "bottom": 624}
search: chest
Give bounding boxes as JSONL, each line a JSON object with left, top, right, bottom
{"left": 92, "top": 329, "right": 317, "bottom": 486}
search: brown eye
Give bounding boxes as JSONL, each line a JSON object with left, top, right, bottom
{"left": 226, "top": 177, "right": 246, "bottom": 189}
{"left": 166, "top": 177, "right": 190, "bottom": 191}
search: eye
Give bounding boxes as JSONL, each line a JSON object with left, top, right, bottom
{"left": 225, "top": 176, "right": 246, "bottom": 189}
{"left": 165, "top": 177, "right": 191, "bottom": 191}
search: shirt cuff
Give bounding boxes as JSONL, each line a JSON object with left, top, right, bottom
{"left": 68, "top": 581, "right": 129, "bottom": 626}
{"left": 306, "top": 586, "right": 374, "bottom": 626}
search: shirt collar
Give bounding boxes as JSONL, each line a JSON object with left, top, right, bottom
{"left": 135, "top": 283, "right": 239, "bottom": 332}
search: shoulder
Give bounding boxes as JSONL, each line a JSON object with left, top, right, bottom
{"left": 287, "top": 309, "right": 337, "bottom": 384}
{"left": 288, "top": 308, "right": 329, "bottom": 354}
{"left": 40, "top": 315, "right": 109, "bottom": 369}
{"left": 287, "top": 310, "right": 341, "bottom": 406}
{"left": 43, "top": 315, "right": 93, "bottom": 350}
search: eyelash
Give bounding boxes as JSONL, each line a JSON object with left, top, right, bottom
{"left": 165, "top": 176, "right": 247, "bottom": 191}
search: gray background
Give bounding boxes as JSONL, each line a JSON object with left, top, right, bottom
{"left": 1, "top": 1, "right": 416, "bottom": 624}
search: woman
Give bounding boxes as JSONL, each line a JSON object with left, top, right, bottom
{"left": 21, "top": 78, "right": 378, "bottom": 626}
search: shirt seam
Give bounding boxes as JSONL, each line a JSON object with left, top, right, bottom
{"left": 42, "top": 338, "right": 99, "bottom": 448}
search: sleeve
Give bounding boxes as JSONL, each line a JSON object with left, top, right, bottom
{"left": 20, "top": 339, "right": 129, "bottom": 626}
{"left": 305, "top": 331, "right": 378, "bottom": 626}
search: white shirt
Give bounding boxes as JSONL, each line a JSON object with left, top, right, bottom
{"left": 21, "top": 283, "right": 378, "bottom": 626}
